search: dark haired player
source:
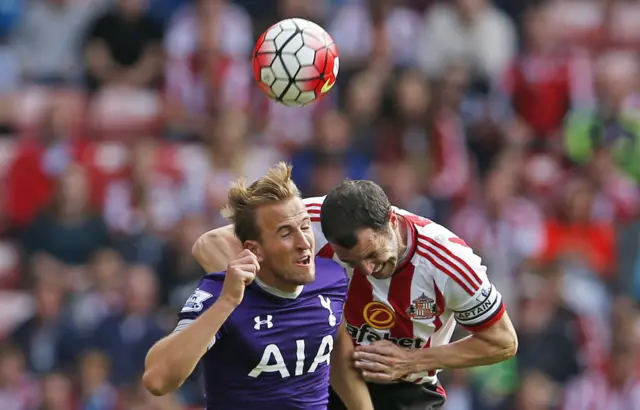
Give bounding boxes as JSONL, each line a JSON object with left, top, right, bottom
{"left": 192, "top": 179, "right": 518, "bottom": 410}
{"left": 143, "top": 163, "right": 373, "bottom": 410}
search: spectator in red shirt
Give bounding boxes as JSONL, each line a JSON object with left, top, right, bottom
{"left": 537, "top": 177, "right": 616, "bottom": 278}
{"left": 502, "top": 1, "right": 590, "bottom": 146}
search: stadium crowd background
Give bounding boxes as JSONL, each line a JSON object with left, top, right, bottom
{"left": 0, "top": 0, "right": 639, "bottom": 408}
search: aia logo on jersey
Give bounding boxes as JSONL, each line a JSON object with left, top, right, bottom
{"left": 407, "top": 293, "right": 442, "bottom": 320}
{"left": 362, "top": 301, "right": 396, "bottom": 330}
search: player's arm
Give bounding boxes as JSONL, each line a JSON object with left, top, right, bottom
{"left": 142, "top": 293, "right": 236, "bottom": 395}
{"left": 330, "top": 320, "right": 374, "bottom": 410}
{"left": 355, "top": 237, "right": 517, "bottom": 382}
{"left": 143, "top": 250, "right": 258, "bottom": 396}
{"left": 409, "top": 240, "right": 517, "bottom": 372}
{"left": 410, "top": 311, "right": 517, "bottom": 372}
{"left": 192, "top": 224, "right": 243, "bottom": 273}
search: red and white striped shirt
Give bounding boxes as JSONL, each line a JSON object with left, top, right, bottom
{"left": 304, "top": 196, "right": 505, "bottom": 385}
{"left": 562, "top": 372, "right": 640, "bottom": 410}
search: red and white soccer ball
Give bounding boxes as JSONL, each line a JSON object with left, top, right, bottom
{"left": 251, "top": 18, "right": 339, "bottom": 107}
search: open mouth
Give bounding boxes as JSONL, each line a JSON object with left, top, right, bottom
{"left": 296, "top": 256, "right": 311, "bottom": 266}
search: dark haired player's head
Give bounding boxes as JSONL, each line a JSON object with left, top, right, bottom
{"left": 222, "top": 162, "right": 315, "bottom": 292}
{"left": 321, "top": 180, "right": 401, "bottom": 279}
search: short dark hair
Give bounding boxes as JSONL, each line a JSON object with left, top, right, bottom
{"left": 320, "top": 180, "right": 391, "bottom": 249}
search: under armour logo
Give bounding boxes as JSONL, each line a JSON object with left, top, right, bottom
{"left": 254, "top": 315, "right": 273, "bottom": 330}
{"left": 318, "top": 295, "right": 336, "bottom": 326}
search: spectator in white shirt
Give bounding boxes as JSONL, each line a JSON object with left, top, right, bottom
{"left": 416, "top": 0, "right": 516, "bottom": 82}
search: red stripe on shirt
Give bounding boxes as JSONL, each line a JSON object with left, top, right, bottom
{"left": 305, "top": 203, "right": 323, "bottom": 209}
{"left": 387, "top": 264, "right": 416, "bottom": 341}
{"left": 416, "top": 247, "right": 476, "bottom": 296}
{"left": 317, "top": 243, "right": 334, "bottom": 259}
{"left": 345, "top": 269, "right": 373, "bottom": 331}
{"left": 418, "top": 235, "right": 483, "bottom": 286}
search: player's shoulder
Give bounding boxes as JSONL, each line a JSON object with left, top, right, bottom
{"left": 310, "top": 257, "right": 349, "bottom": 291}
{"left": 399, "top": 209, "right": 479, "bottom": 271}
{"left": 395, "top": 206, "right": 455, "bottom": 243}
{"left": 303, "top": 196, "right": 326, "bottom": 217}
{"left": 195, "top": 272, "right": 226, "bottom": 294}
{"left": 179, "top": 273, "right": 226, "bottom": 316}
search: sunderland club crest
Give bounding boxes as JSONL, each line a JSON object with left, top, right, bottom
{"left": 407, "top": 293, "right": 441, "bottom": 320}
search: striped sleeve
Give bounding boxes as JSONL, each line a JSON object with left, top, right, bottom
{"left": 173, "top": 275, "right": 223, "bottom": 349}
{"left": 417, "top": 232, "right": 505, "bottom": 331}
{"left": 303, "top": 196, "right": 334, "bottom": 258}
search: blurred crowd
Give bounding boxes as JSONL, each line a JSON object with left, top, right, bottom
{"left": 0, "top": 0, "right": 640, "bottom": 409}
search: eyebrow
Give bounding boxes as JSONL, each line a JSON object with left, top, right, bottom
{"left": 276, "top": 216, "right": 310, "bottom": 233}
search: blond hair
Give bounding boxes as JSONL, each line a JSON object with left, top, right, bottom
{"left": 222, "top": 162, "right": 301, "bottom": 243}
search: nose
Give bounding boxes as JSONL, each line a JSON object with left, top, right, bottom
{"left": 295, "top": 230, "right": 312, "bottom": 250}
{"left": 357, "top": 260, "right": 376, "bottom": 276}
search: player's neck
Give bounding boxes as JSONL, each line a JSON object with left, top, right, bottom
{"left": 256, "top": 270, "right": 303, "bottom": 298}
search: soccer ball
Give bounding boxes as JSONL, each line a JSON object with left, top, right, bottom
{"left": 251, "top": 18, "right": 339, "bottom": 107}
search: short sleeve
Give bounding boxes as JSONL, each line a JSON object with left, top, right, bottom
{"left": 438, "top": 238, "right": 505, "bottom": 332}
{"left": 173, "top": 275, "right": 224, "bottom": 348}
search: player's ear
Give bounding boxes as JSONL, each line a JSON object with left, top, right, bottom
{"left": 389, "top": 212, "right": 397, "bottom": 229}
{"left": 244, "top": 240, "right": 264, "bottom": 262}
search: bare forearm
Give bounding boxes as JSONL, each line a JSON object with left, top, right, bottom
{"left": 143, "top": 298, "right": 236, "bottom": 395}
{"left": 411, "top": 333, "right": 517, "bottom": 373}
{"left": 330, "top": 327, "right": 373, "bottom": 410}
{"left": 192, "top": 225, "right": 242, "bottom": 273}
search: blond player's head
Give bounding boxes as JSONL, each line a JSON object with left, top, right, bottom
{"left": 222, "top": 162, "right": 315, "bottom": 289}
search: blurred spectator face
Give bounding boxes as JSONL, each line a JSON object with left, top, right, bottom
{"left": 118, "top": 0, "right": 147, "bottom": 18}
{"left": 214, "top": 109, "right": 249, "bottom": 148}
{"left": 455, "top": 0, "right": 487, "bottom": 21}
{"left": 484, "top": 167, "right": 515, "bottom": 215}
{"left": 31, "top": 253, "right": 64, "bottom": 285}
{"left": 35, "top": 282, "right": 64, "bottom": 321}
{"left": 564, "top": 180, "right": 595, "bottom": 223}
{"left": 197, "top": 0, "right": 225, "bottom": 17}
{"left": 175, "top": 215, "right": 208, "bottom": 257}
{"left": 379, "top": 162, "right": 419, "bottom": 208}
{"left": 41, "top": 99, "right": 75, "bottom": 143}
{"left": 309, "top": 159, "right": 347, "bottom": 196}
{"left": 316, "top": 110, "right": 350, "bottom": 152}
{"left": 346, "top": 71, "right": 383, "bottom": 123}
{"left": 368, "top": 0, "right": 393, "bottom": 23}
{"left": 516, "top": 372, "right": 557, "bottom": 410}
{"left": 79, "top": 351, "right": 111, "bottom": 393}
{"left": 524, "top": 4, "right": 556, "bottom": 52}
{"left": 0, "top": 347, "right": 27, "bottom": 387}
{"left": 125, "top": 266, "right": 158, "bottom": 315}
{"left": 41, "top": 373, "right": 73, "bottom": 410}
{"left": 91, "top": 249, "right": 124, "bottom": 292}
{"left": 131, "top": 139, "right": 156, "bottom": 186}
{"left": 610, "top": 345, "right": 638, "bottom": 385}
{"left": 440, "top": 63, "right": 470, "bottom": 109}
{"left": 55, "top": 164, "right": 90, "bottom": 217}
{"left": 278, "top": 0, "right": 320, "bottom": 20}
{"left": 595, "top": 53, "right": 638, "bottom": 110}
{"left": 395, "top": 70, "right": 431, "bottom": 121}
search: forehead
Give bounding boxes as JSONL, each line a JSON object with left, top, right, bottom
{"left": 332, "top": 228, "right": 386, "bottom": 258}
{"left": 255, "top": 197, "right": 307, "bottom": 231}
